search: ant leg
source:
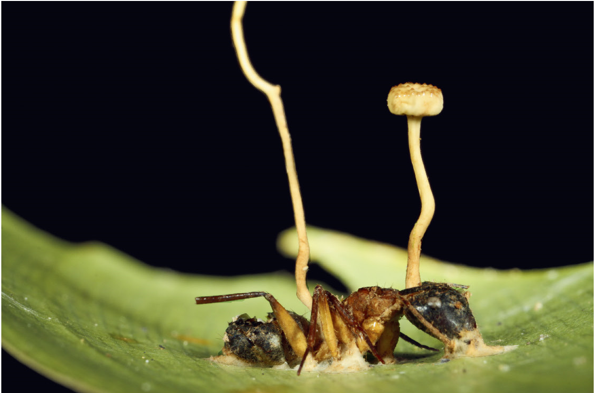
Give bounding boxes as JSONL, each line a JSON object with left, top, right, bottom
{"left": 297, "top": 285, "right": 341, "bottom": 375}
{"left": 263, "top": 293, "right": 309, "bottom": 359}
{"left": 297, "top": 285, "right": 319, "bottom": 375}
{"left": 196, "top": 291, "right": 308, "bottom": 359}
{"left": 298, "top": 285, "right": 338, "bottom": 374}
{"left": 400, "top": 296, "right": 450, "bottom": 347}
{"left": 195, "top": 292, "right": 268, "bottom": 304}
{"left": 399, "top": 333, "right": 439, "bottom": 352}
{"left": 315, "top": 286, "right": 340, "bottom": 359}
{"left": 326, "top": 291, "right": 385, "bottom": 364}
{"left": 374, "top": 318, "right": 400, "bottom": 363}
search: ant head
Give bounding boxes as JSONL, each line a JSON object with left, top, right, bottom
{"left": 402, "top": 282, "right": 516, "bottom": 357}
{"left": 401, "top": 282, "right": 478, "bottom": 341}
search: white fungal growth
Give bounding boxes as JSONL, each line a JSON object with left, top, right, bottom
{"left": 267, "top": 334, "right": 281, "bottom": 348}
{"left": 427, "top": 297, "right": 442, "bottom": 308}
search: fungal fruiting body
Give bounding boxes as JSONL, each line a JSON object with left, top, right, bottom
{"left": 230, "top": 1, "right": 312, "bottom": 311}
{"left": 387, "top": 82, "right": 443, "bottom": 290}
{"left": 387, "top": 83, "right": 517, "bottom": 358}
{"left": 387, "top": 82, "right": 444, "bottom": 117}
{"left": 202, "top": 3, "right": 515, "bottom": 375}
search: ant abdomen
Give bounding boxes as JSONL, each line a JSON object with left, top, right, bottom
{"left": 222, "top": 312, "right": 308, "bottom": 368}
{"left": 223, "top": 315, "right": 286, "bottom": 366}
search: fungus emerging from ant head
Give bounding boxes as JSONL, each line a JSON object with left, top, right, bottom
{"left": 387, "top": 82, "right": 517, "bottom": 358}
{"left": 387, "top": 82, "right": 443, "bottom": 289}
{"left": 195, "top": 2, "right": 516, "bottom": 375}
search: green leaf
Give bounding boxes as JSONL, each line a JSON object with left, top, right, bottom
{"left": 3, "top": 208, "right": 593, "bottom": 393}
{"left": 278, "top": 227, "right": 594, "bottom": 392}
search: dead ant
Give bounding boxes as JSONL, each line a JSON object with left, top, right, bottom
{"left": 195, "top": 3, "right": 515, "bottom": 375}
{"left": 196, "top": 282, "right": 487, "bottom": 374}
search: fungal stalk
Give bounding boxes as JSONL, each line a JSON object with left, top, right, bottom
{"left": 231, "top": 1, "right": 312, "bottom": 309}
{"left": 387, "top": 83, "right": 443, "bottom": 289}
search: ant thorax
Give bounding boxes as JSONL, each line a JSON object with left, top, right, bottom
{"left": 341, "top": 287, "right": 406, "bottom": 362}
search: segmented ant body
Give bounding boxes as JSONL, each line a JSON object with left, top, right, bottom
{"left": 195, "top": 3, "right": 515, "bottom": 374}
{"left": 196, "top": 281, "right": 494, "bottom": 374}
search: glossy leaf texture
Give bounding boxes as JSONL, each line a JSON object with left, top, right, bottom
{"left": 3, "top": 208, "right": 593, "bottom": 393}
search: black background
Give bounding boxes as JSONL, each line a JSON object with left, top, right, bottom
{"left": 3, "top": 2, "right": 592, "bottom": 392}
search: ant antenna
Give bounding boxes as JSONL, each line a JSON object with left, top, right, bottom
{"left": 230, "top": 1, "right": 312, "bottom": 310}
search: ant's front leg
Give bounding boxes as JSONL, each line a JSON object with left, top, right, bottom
{"left": 399, "top": 333, "right": 439, "bottom": 352}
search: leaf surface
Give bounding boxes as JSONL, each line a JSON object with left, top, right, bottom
{"left": 3, "top": 209, "right": 593, "bottom": 393}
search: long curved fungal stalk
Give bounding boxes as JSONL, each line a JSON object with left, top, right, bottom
{"left": 387, "top": 83, "right": 443, "bottom": 289}
{"left": 231, "top": 1, "right": 312, "bottom": 310}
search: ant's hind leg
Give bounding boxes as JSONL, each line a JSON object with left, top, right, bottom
{"left": 195, "top": 291, "right": 268, "bottom": 304}
{"left": 262, "top": 293, "right": 308, "bottom": 359}
{"left": 196, "top": 291, "right": 308, "bottom": 360}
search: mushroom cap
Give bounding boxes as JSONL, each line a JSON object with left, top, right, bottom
{"left": 387, "top": 83, "right": 443, "bottom": 117}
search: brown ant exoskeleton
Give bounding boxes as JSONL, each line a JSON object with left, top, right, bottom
{"left": 196, "top": 281, "right": 512, "bottom": 374}
{"left": 196, "top": 284, "right": 446, "bottom": 374}
{"left": 195, "top": 2, "right": 516, "bottom": 375}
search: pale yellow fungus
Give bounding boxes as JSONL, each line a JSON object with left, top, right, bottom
{"left": 387, "top": 83, "right": 443, "bottom": 289}
{"left": 231, "top": 1, "right": 312, "bottom": 309}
